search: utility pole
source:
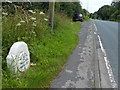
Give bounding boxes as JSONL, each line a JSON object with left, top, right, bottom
{"left": 87, "top": 0, "right": 89, "bottom": 17}
{"left": 87, "top": 0, "right": 89, "bottom": 12}
{"left": 49, "top": 1, "right": 55, "bottom": 30}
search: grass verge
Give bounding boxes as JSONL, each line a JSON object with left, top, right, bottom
{"left": 2, "top": 12, "right": 81, "bottom": 88}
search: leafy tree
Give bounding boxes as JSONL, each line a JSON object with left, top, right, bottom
{"left": 97, "top": 5, "right": 111, "bottom": 20}
{"left": 3, "top": 2, "right": 84, "bottom": 18}
{"left": 55, "top": 2, "right": 83, "bottom": 17}
{"left": 91, "top": 1, "right": 120, "bottom": 22}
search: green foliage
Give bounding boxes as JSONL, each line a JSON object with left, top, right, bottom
{"left": 97, "top": 5, "right": 111, "bottom": 20}
{"left": 2, "top": 8, "right": 49, "bottom": 70}
{"left": 2, "top": 2, "right": 83, "bottom": 17}
{"left": 31, "top": 2, "right": 49, "bottom": 13}
{"left": 2, "top": 13, "right": 81, "bottom": 88}
{"left": 55, "top": 2, "right": 83, "bottom": 17}
{"left": 91, "top": 1, "right": 120, "bottom": 22}
{"left": 2, "top": 2, "right": 81, "bottom": 88}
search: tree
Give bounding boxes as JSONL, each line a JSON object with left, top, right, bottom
{"left": 55, "top": 2, "right": 83, "bottom": 17}
{"left": 92, "top": 1, "right": 120, "bottom": 21}
{"left": 97, "top": 5, "right": 111, "bottom": 20}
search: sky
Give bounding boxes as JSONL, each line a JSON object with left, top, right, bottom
{"left": 79, "top": 0, "right": 113, "bottom": 13}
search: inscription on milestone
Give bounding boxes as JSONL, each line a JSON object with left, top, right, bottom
{"left": 18, "top": 52, "right": 30, "bottom": 72}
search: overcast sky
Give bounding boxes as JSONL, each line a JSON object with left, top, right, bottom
{"left": 79, "top": 0, "right": 113, "bottom": 13}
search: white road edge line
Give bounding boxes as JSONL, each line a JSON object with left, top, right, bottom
{"left": 94, "top": 24, "right": 98, "bottom": 32}
{"left": 97, "top": 35, "right": 117, "bottom": 88}
{"left": 94, "top": 23, "right": 117, "bottom": 88}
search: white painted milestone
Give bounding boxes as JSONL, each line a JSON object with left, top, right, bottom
{"left": 6, "top": 41, "right": 30, "bottom": 73}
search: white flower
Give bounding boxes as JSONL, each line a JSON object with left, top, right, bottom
{"left": 31, "top": 17, "right": 36, "bottom": 20}
{"left": 16, "top": 23, "right": 21, "bottom": 26}
{"left": 44, "top": 18, "right": 48, "bottom": 21}
{"left": 2, "top": 12, "right": 8, "bottom": 16}
{"left": 25, "top": 0, "right": 30, "bottom": 1}
{"left": 32, "top": 31, "right": 35, "bottom": 33}
{"left": 6, "top": 0, "right": 12, "bottom": 3}
{"left": 40, "top": 12, "right": 45, "bottom": 15}
{"left": 28, "top": 10, "right": 33, "bottom": 13}
{"left": 20, "top": 20, "right": 25, "bottom": 23}
{"left": 34, "top": 21, "right": 36, "bottom": 23}
{"left": 33, "top": 12, "right": 36, "bottom": 14}
{"left": 28, "top": 10, "right": 36, "bottom": 14}
{"left": 25, "top": 0, "right": 31, "bottom": 4}
{"left": 32, "top": 23, "right": 36, "bottom": 27}
{"left": 30, "top": 63, "right": 36, "bottom": 66}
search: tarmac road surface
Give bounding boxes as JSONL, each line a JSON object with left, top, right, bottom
{"left": 93, "top": 20, "right": 118, "bottom": 84}
{"left": 51, "top": 20, "right": 118, "bottom": 88}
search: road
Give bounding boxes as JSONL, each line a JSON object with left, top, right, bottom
{"left": 51, "top": 21, "right": 96, "bottom": 88}
{"left": 51, "top": 20, "right": 118, "bottom": 88}
{"left": 93, "top": 20, "right": 118, "bottom": 84}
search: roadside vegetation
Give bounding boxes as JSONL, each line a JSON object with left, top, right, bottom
{"left": 90, "top": 1, "right": 120, "bottom": 22}
{"left": 0, "top": 5, "right": 2, "bottom": 89}
{"left": 2, "top": 2, "right": 89, "bottom": 88}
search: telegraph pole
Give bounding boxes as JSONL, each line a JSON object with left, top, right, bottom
{"left": 49, "top": 1, "right": 55, "bottom": 30}
{"left": 87, "top": 0, "right": 89, "bottom": 16}
{"left": 87, "top": 0, "right": 89, "bottom": 12}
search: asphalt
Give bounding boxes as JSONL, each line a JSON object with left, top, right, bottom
{"left": 51, "top": 21, "right": 100, "bottom": 88}
{"left": 93, "top": 20, "right": 118, "bottom": 84}
{"left": 50, "top": 20, "right": 117, "bottom": 88}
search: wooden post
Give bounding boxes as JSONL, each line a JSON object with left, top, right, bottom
{"left": 49, "top": 1, "right": 55, "bottom": 30}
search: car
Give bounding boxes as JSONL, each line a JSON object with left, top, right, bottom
{"left": 72, "top": 14, "right": 83, "bottom": 22}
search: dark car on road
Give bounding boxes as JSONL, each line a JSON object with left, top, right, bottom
{"left": 72, "top": 14, "right": 83, "bottom": 22}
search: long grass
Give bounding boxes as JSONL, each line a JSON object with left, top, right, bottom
{"left": 2, "top": 9, "right": 81, "bottom": 88}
